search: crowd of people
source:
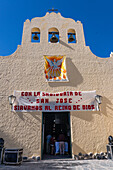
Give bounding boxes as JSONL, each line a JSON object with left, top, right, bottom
{"left": 46, "top": 131, "right": 68, "bottom": 155}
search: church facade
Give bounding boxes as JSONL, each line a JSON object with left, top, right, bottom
{"left": 1, "top": 12, "right": 113, "bottom": 159}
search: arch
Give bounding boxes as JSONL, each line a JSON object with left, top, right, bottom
{"left": 67, "top": 29, "right": 76, "bottom": 43}
{"left": 48, "top": 27, "right": 59, "bottom": 33}
{"left": 67, "top": 29, "right": 75, "bottom": 34}
{"left": 31, "top": 27, "right": 40, "bottom": 33}
{"left": 31, "top": 27, "right": 40, "bottom": 43}
{"left": 48, "top": 27, "right": 59, "bottom": 43}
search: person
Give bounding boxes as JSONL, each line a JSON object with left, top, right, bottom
{"left": 46, "top": 134, "right": 52, "bottom": 154}
{"left": 58, "top": 131, "right": 65, "bottom": 155}
{"left": 50, "top": 136, "right": 55, "bottom": 155}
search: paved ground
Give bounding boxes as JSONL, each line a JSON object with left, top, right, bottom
{"left": 1, "top": 159, "right": 113, "bottom": 170}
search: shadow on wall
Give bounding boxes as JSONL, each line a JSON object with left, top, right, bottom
{"left": 101, "top": 96, "right": 113, "bottom": 117}
{"left": 0, "top": 130, "right": 29, "bottom": 155}
{"left": 16, "top": 112, "right": 24, "bottom": 121}
{"left": 49, "top": 58, "right": 83, "bottom": 87}
{"left": 72, "top": 142, "right": 86, "bottom": 155}
{"left": 71, "top": 96, "right": 113, "bottom": 122}
{"left": 59, "top": 40, "right": 75, "bottom": 51}
{"left": 16, "top": 112, "right": 41, "bottom": 122}
{"left": 71, "top": 111, "right": 100, "bottom": 122}
{"left": 0, "top": 112, "right": 41, "bottom": 156}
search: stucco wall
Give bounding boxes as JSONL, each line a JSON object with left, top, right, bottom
{"left": 1, "top": 12, "right": 113, "bottom": 157}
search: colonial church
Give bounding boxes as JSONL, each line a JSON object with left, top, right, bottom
{"left": 1, "top": 11, "right": 113, "bottom": 159}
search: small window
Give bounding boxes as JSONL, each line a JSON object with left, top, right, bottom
{"left": 48, "top": 28, "right": 59, "bottom": 43}
{"left": 31, "top": 28, "right": 40, "bottom": 43}
{"left": 67, "top": 29, "right": 76, "bottom": 43}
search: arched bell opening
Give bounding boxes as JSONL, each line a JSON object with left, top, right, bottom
{"left": 48, "top": 28, "right": 59, "bottom": 43}
{"left": 31, "top": 27, "right": 40, "bottom": 43}
{"left": 67, "top": 29, "right": 76, "bottom": 43}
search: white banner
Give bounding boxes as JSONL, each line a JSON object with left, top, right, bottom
{"left": 12, "top": 91, "right": 99, "bottom": 112}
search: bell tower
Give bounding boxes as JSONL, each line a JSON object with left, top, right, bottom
{"left": 21, "top": 12, "right": 86, "bottom": 46}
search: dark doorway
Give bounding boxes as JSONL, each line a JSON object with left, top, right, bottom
{"left": 42, "top": 112, "right": 72, "bottom": 159}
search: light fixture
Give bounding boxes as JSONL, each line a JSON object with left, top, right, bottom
{"left": 95, "top": 95, "right": 102, "bottom": 104}
{"left": 108, "top": 135, "right": 113, "bottom": 145}
{"left": 8, "top": 95, "right": 16, "bottom": 105}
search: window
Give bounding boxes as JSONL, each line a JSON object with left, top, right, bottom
{"left": 48, "top": 28, "right": 59, "bottom": 43}
{"left": 67, "top": 29, "right": 76, "bottom": 43}
{"left": 31, "top": 27, "right": 40, "bottom": 43}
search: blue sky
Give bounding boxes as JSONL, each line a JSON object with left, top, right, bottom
{"left": 0, "top": 0, "right": 113, "bottom": 57}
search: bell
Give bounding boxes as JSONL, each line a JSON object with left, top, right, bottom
{"left": 50, "top": 33, "right": 58, "bottom": 43}
{"left": 33, "top": 32, "right": 39, "bottom": 40}
{"left": 68, "top": 34, "right": 75, "bottom": 42}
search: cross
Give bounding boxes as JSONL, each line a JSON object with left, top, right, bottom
{"left": 48, "top": 8, "right": 58, "bottom": 12}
